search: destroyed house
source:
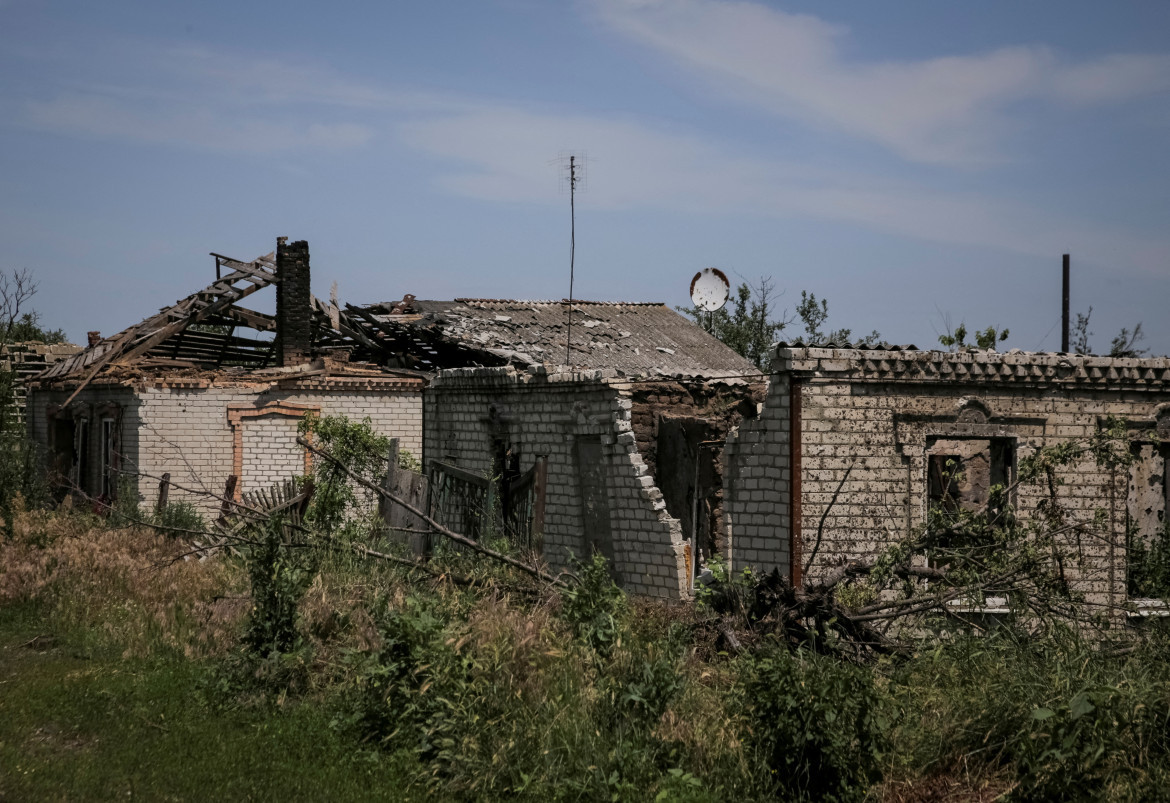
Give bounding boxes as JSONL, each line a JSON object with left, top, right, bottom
{"left": 25, "top": 239, "right": 765, "bottom": 601}
{"left": 345, "top": 297, "right": 766, "bottom": 598}
{"left": 723, "top": 343, "right": 1170, "bottom": 625}
{"left": 26, "top": 238, "right": 425, "bottom": 511}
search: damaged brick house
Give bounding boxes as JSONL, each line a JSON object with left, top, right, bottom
{"left": 723, "top": 344, "right": 1170, "bottom": 624}
{"left": 354, "top": 298, "right": 765, "bottom": 599}
{"left": 26, "top": 239, "right": 425, "bottom": 512}
{"left": 26, "top": 238, "right": 766, "bottom": 601}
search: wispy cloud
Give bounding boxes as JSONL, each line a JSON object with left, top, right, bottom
{"left": 3, "top": 29, "right": 1165, "bottom": 275}
{"left": 3, "top": 41, "right": 453, "bottom": 154}
{"left": 593, "top": 0, "right": 1170, "bottom": 166}
{"left": 401, "top": 105, "right": 1170, "bottom": 273}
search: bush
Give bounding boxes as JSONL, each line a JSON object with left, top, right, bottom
{"left": 741, "top": 646, "right": 886, "bottom": 802}
{"left": 155, "top": 501, "right": 207, "bottom": 535}
{"left": 889, "top": 628, "right": 1170, "bottom": 801}
{"left": 244, "top": 515, "right": 314, "bottom": 657}
{"left": 558, "top": 552, "right": 627, "bottom": 657}
{"left": 0, "top": 435, "right": 49, "bottom": 535}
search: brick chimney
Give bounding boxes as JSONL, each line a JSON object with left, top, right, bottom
{"left": 275, "top": 236, "right": 312, "bottom": 366}
{"left": 87, "top": 331, "right": 101, "bottom": 347}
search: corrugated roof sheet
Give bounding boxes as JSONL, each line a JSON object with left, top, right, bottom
{"left": 361, "top": 299, "right": 759, "bottom": 379}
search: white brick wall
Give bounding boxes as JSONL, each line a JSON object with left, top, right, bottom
{"left": 27, "top": 382, "right": 423, "bottom": 517}
{"left": 724, "top": 346, "right": 1170, "bottom": 625}
{"left": 425, "top": 366, "right": 689, "bottom": 599}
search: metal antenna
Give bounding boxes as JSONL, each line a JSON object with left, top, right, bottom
{"left": 554, "top": 151, "right": 587, "bottom": 368}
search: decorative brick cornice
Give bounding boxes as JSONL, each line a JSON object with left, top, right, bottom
{"left": 775, "top": 346, "right": 1170, "bottom": 390}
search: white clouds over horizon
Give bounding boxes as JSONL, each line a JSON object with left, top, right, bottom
{"left": 593, "top": 0, "right": 1170, "bottom": 166}
{"left": 1, "top": 4, "right": 1166, "bottom": 279}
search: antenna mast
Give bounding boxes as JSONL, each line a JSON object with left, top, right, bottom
{"left": 556, "top": 151, "right": 586, "bottom": 368}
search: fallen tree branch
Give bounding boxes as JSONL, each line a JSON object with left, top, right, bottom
{"left": 297, "top": 436, "right": 570, "bottom": 588}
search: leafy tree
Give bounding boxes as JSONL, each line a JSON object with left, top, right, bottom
{"left": 678, "top": 276, "right": 792, "bottom": 370}
{"left": 938, "top": 322, "right": 1010, "bottom": 351}
{"left": 1, "top": 269, "right": 64, "bottom": 345}
{"left": 1071, "top": 307, "right": 1148, "bottom": 357}
{"left": 796, "top": 291, "right": 880, "bottom": 346}
{"left": 680, "top": 278, "right": 881, "bottom": 368}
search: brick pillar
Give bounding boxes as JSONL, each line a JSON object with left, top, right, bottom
{"left": 276, "top": 236, "right": 312, "bottom": 366}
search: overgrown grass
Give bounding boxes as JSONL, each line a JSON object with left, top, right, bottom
{"left": 5, "top": 504, "right": 1170, "bottom": 801}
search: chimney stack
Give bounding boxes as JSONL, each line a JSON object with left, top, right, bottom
{"left": 276, "top": 236, "right": 312, "bottom": 366}
{"left": 87, "top": 331, "right": 101, "bottom": 347}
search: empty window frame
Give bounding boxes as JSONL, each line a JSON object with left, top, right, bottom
{"left": 926, "top": 437, "right": 1014, "bottom": 516}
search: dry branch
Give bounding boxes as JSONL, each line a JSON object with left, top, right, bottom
{"left": 296, "top": 436, "right": 569, "bottom": 588}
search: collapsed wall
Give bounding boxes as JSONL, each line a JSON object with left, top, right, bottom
{"left": 425, "top": 367, "right": 761, "bottom": 598}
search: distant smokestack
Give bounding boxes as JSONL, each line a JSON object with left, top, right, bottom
{"left": 276, "top": 237, "right": 312, "bottom": 366}
{"left": 87, "top": 331, "right": 101, "bottom": 348}
{"left": 1061, "top": 254, "right": 1070, "bottom": 353}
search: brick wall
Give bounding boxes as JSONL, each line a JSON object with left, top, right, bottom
{"left": 722, "top": 374, "right": 792, "bottom": 576}
{"left": 27, "top": 381, "right": 423, "bottom": 516}
{"left": 725, "top": 346, "right": 1170, "bottom": 625}
{"left": 4, "top": 342, "right": 81, "bottom": 430}
{"left": 425, "top": 366, "right": 690, "bottom": 599}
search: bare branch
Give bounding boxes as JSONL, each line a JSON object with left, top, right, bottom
{"left": 296, "top": 436, "right": 570, "bottom": 588}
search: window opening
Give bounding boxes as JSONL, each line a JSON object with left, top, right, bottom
{"left": 1126, "top": 442, "right": 1170, "bottom": 601}
{"left": 925, "top": 436, "right": 1016, "bottom": 611}
{"left": 926, "top": 437, "right": 1014, "bottom": 518}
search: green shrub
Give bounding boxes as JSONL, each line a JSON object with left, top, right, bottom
{"left": 741, "top": 646, "right": 886, "bottom": 802}
{"left": 559, "top": 552, "right": 627, "bottom": 657}
{"left": 0, "top": 435, "right": 49, "bottom": 535}
{"left": 890, "top": 628, "right": 1170, "bottom": 801}
{"left": 244, "top": 515, "right": 313, "bottom": 657}
{"left": 155, "top": 501, "right": 207, "bottom": 535}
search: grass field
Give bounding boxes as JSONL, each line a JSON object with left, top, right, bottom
{"left": 0, "top": 603, "right": 422, "bottom": 802}
{"left": 3, "top": 501, "right": 1170, "bottom": 802}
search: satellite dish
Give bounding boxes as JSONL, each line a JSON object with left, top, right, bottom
{"left": 690, "top": 267, "right": 730, "bottom": 312}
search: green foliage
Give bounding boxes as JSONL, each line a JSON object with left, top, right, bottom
{"left": 601, "top": 629, "right": 686, "bottom": 731}
{"left": 243, "top": 515, "right": 314, "bottom": 658}
{"left": 891, "top": 629, "right": 1170, "bottom": 801}
{"left": 3, "top": 311, "right": 66, "bottom": 344}
{"left": 1128, "top": 522, "right": 1170, "bottom": 600}
{"left": 938, "top": 321, "right": 1009, "bottom": 351}
{"left": 343, "top": 594, "right": 451, "bottom": 750}
{"left": 107, "top": 475, "right": 144, "bottom": 527}
{"left": 741, "top": 646, "right": 886, "bottom": 802}
{"left": 678, "top": 277, "right": 789, "bottom": 370}
{"left": 558, "top": 552, "right": 628, "bottom": 657}
{"left": 1074, "top": 307, "right": 1149, "bottom": 357}
{"left": 299, "top": 412, "right": 390, "bottom": 538}
{"left": 796, "top": 290, "right": 880, "bottom": 347}
{"left": 0, "top": 435, "right": 48, "bottom": 535}
{"left": 155, "top": 500, "right": 208, "bottom": 535}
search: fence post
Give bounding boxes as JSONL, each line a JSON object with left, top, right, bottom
{"left": 531, "top": 455, "right": 548, "bottom": 555}
{"left": 155, "top": 472, "right": 170, "bottom": 515}
{"left": 381, "top": 438, "right": 399, "bottom": 531}
{"left": 218, "top": 474, "right": 238, "bottom": 525}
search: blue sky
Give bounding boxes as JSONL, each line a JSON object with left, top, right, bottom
{"left": 2, "top": 0, "right": 1168, "bottom": 354}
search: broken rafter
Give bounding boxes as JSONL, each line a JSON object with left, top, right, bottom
{"left": 51, "top": 252, "right": 277, "bottom": 406}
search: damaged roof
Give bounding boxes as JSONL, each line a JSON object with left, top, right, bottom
{"left": 30, "top": 240, "right": 759, "bottom": 393}
{"left": 32, "top": 250, "right": 411, "bottom": 401}
{"left": 358, "top": 298, "right": 759, "bottom": 379}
